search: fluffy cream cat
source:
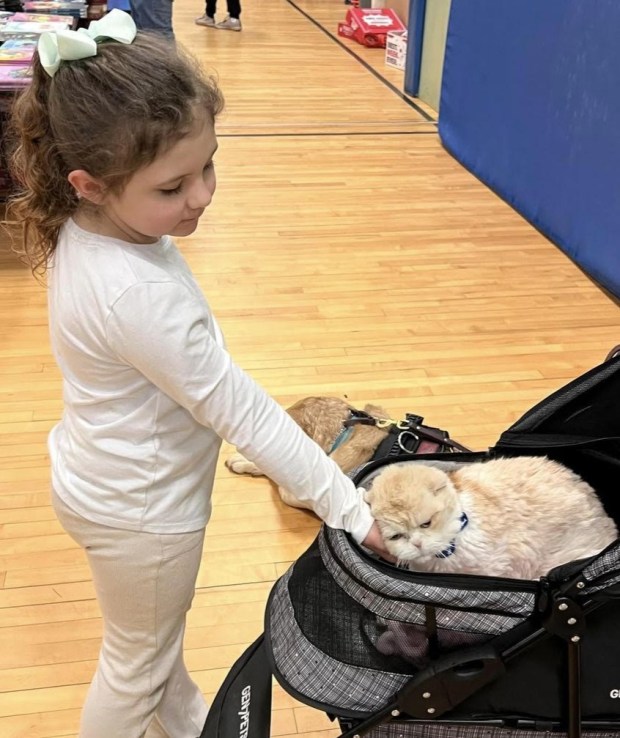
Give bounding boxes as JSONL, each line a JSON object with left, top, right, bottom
{"left": 364, "top": 458, "right": 618, "bottom": 579}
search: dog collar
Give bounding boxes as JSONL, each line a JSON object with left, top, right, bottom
{"left": 329, "top": 409, "right": 387, "bottom": 453}
{"left": 435, "top": 512, "right": 469, "bottom": 559}
{"left": 329, "top": 426, "right": 353, "bottom": 453}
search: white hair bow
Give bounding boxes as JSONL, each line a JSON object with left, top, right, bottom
{"left": 37, "top": 8, "right": 137, "bottom": 78}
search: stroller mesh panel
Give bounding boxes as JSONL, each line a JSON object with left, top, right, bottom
{"left": 287, "top": 542, "right": 414, "bottom": 674}
{"left": 270, "top": 568, "right": 412, "bottom": 713}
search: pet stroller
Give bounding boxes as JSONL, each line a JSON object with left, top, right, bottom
{"left": 203, "top": 350, "right": 620, "bottom": 738}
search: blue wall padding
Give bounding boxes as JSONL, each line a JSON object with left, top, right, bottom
{"left": 404, "top": 0, "right": 426, "bottom": 97}
{"left": 438, "top": 0, "right": 620, "bottom": 298}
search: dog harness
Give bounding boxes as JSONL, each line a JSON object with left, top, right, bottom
{"left": 329, "top": 410, "right": 469, "bottom": 459}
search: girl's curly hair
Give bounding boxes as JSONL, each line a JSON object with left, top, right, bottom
{"left": 7, "top": 33, "right": 224, "bottom": 275}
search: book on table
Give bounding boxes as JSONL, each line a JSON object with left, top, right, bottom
{"left": 0, "top": 37, "right": 36, "bottom": 63}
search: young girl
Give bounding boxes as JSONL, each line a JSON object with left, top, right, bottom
{"left": 9, "top": 11, "right": 388, "bottom": 738}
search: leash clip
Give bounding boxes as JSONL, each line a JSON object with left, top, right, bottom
{"left": 374, "top": 418, "right": 397, "bottom": 429}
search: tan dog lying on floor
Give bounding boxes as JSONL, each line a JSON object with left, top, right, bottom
{"left": 226, "top": 397, "right": 392, "bottom": 509}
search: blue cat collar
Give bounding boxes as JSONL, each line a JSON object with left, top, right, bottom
{"left": 435, "top": 512, "right": 469, "bottom": 559}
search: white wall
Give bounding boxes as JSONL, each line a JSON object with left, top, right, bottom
{"left": 418, "top": 0, "right": 452, "bottom": 112}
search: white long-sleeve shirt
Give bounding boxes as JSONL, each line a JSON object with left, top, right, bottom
{"left": 47, "top": 219, "right": 374, "bottom": 541}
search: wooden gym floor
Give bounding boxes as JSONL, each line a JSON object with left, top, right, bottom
{"left": 0, "top": 0, "right": 618, "bottom": 736}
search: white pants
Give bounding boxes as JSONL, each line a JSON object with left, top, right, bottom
{"left": 52, "top": 489, "right": 208, "bottom": 738}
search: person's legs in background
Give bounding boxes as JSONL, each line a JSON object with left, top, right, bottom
{"left": 195, "top": 0, "right": 216, "bottom": 27}
{"left": 216, "top": 0, "right": 241, "bottom": 31}
{"left": 131, "top": 0, "right": 175, "bottom": 39}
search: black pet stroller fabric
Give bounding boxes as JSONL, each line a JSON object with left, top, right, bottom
{"left": 267, "top": 523, "right": 620, "bottom": 719}
{"left": 268, "top": 525, "right": 530, "bottom": 713}
{"left": 204, "top": 352, "right": 620, "bottom": 738}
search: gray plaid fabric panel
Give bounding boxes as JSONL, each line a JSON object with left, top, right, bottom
{"left": 363, "top": 723, "right": 620, "bottom": 738}
{"left": 319, "top": 539, "right": 523, "bottom": 635}
{"left": 580, "top": 544, "right": 620, "bottom": 593}
{"left": 320, "top": 528, "right": 536, "bottom": 618}
{"left": 269, "top": 570, "right": 409, "bottom": 711}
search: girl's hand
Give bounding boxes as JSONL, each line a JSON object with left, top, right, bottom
{"left": 361, "top": 521, "right": 397, "bottom": 563}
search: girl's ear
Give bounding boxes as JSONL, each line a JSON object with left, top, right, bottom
{"left": 68, "top": 170, "right": 106, "bottom": 205}
{"left": 362, "top": 486, "right": 373, "bottom": 504}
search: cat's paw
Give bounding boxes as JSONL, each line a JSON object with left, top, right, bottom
{"left": 225, "top": 453, "right": 264, "bottom": 476}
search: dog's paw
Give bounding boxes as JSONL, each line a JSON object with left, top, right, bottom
{"left": 225, "top": 453, "right": 264, "bottom": 476}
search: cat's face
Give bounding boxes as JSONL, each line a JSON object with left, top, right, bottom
{"left": 365, "top": 464, "right": 464, "bottom": 565}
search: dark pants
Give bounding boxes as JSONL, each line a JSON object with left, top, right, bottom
{"left": 206, "top": 0, "right": 241, "bottom": 18}
{"left": 131, "top": 0, "right": 174, "bottom": 38}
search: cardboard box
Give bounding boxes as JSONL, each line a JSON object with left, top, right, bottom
{"left": 383, "top": 0, "right": 409, "bottom": 25}
{"left": 337, "top": 8, "right": 406, "bottom": 49}
{"left": 372, "top": 0, "right": 410, "bottom": 25}
{"left": 385, "top": 29, "right": 407, "bottom": 70}
{"left": 337, "top": 21, "right": 356, "bottom": 41}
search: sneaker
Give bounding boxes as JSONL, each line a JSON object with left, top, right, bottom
{"left": 216, "top": 15, "right": 242, "bottom": 31}
{"left": 194, "top": 14, "right": 215, "bottom": 27}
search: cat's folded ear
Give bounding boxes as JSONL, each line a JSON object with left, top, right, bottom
{"left": 360, "top": 486, "right": 373, "bottom": 504}
{"left": 442, "top": 470, "right": 460, "bottom": 493}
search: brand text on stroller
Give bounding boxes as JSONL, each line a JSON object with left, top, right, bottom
{"left": 611, "top": 689, "right": 620, "bottom": 698}
{"left": 239, "top": 685, "right": 251, "bottom": 738}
